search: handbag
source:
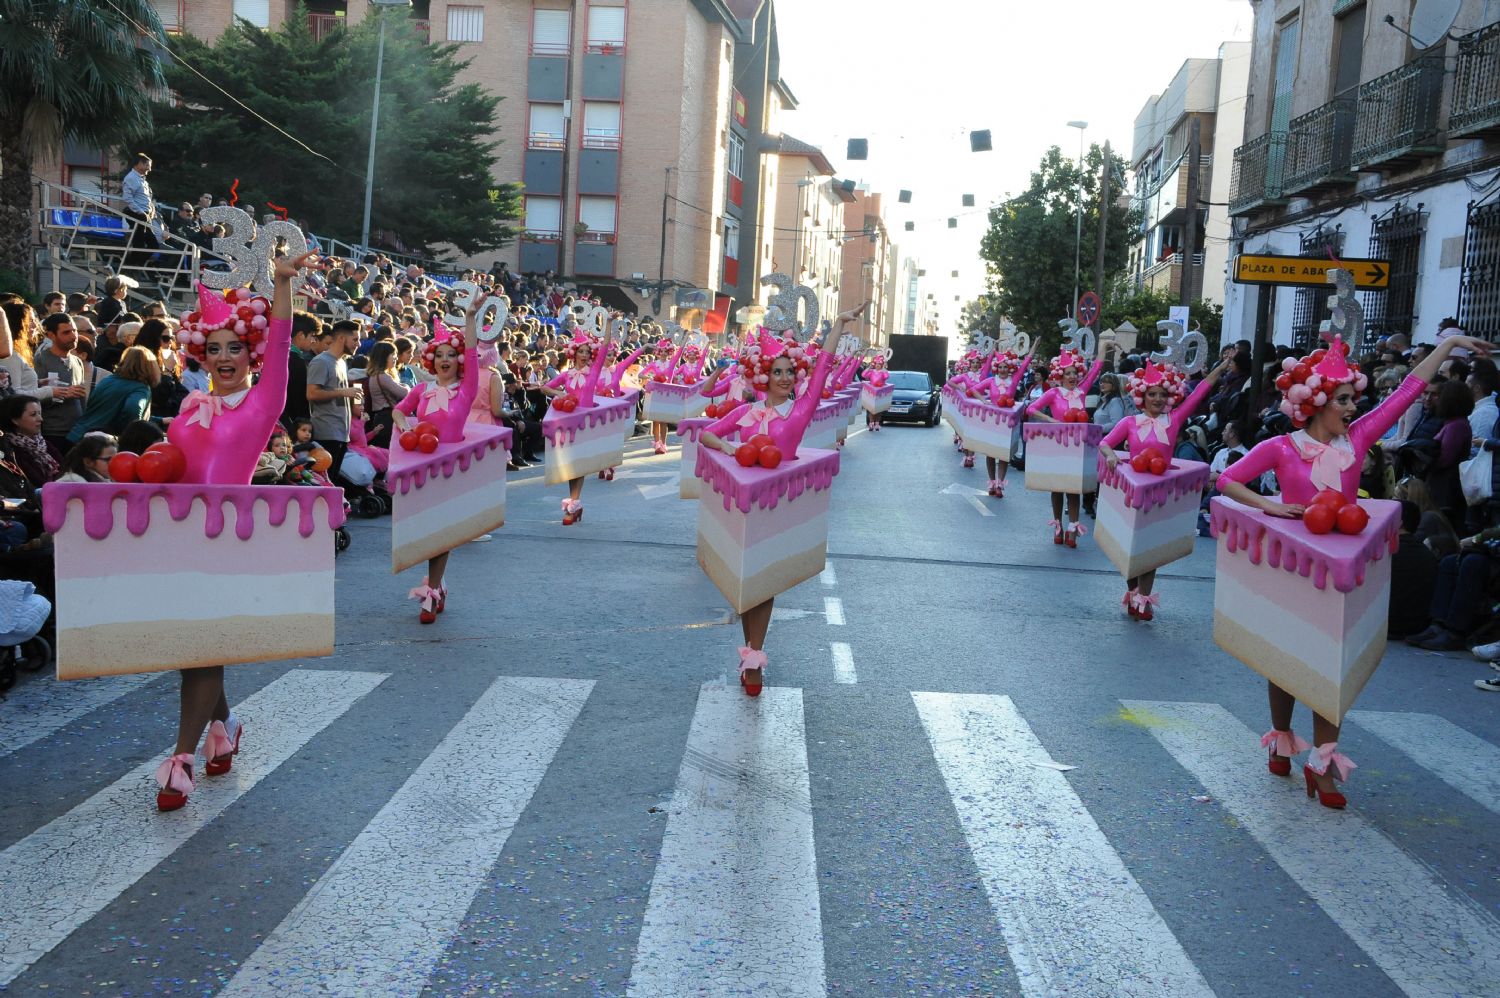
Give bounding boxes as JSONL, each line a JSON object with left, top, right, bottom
{"left": 1460, "top": 448, "right": 1493, "bottom": 506}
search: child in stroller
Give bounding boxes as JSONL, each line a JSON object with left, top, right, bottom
{"left": 255, "top": 427, "right": 352, "bottom": 553}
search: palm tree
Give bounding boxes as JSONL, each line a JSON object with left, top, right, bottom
{"left": 0, "top": 1, "right": 166, "bottom": 282}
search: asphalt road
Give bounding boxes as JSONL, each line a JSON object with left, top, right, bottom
{"left": 2, "top": 419, "right": 1498, "bottom": 998}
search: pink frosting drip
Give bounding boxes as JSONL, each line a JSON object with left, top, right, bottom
{"left": 389, "top": 430, "right": 510, "bottom": 495}
{"left": 957, "top": 395, "right": 1023, "bottom": 429}
{"left": 543, "top": 395, "right": 636, "bottom": 447}
{"left": 41, "top": 482, "right": 345, "bottom": 541}
{"left": 695, "top": 446, "right": 840, "bottom": 514}
{"left": 644, "top": 377, "right": 711, "bottom": 401}
{"left": 1023, "top": 422, "right": 1104, "bottom": 448}
{"left": 862, "top": 384, "right": 894, "bottom": 400}
{"left": 1209, "top": 496, "right": 1401, "bottom": 594}
{"left": 676, "top": 416, "right": 713, "bottom": 442}
{"left": 1096, "top": 457, "right": 1211, "bottom": 511}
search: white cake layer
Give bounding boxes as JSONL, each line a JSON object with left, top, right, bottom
{"left": 680, "top": 438, "right": 700, "bottom": 499}
{"left": 697, "top": 497, "right": 830, "bottom": 580}
{"left": 1094, "top": 487, "right": 1200, "bottom": 579}
{"left": 393, "top": 473, "right": 507, "bottom": 573}
{"left": 545, "top": 429, "right": 625, "bottom": 485}
{"left": 696, "top": 486, "right": 831, "bottom": 614}
{"left": 962, "top": 420, "right": 1016, "bottom": 462}
{"left": 60, "top": 570, "right": 332, "bottom": 627}
{"left": 642, "top": 391, "right": 708, "bottom": 424}
{"left": 1024, "top": 450, "right": 1098, "bottom": 494}
{"left": 804, "top": 419, "right": 839, "bottom": 451}
{"left": 1213, "top": 549, "right": 1389, "bottom": 725}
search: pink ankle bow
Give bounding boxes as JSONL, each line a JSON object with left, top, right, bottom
{"left": 1260, "top": 729, "right": 1311, "bottom": 758}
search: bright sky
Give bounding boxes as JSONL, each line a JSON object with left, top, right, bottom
{"left": 775, "top": 0, "right": 1253, "bottom": 337}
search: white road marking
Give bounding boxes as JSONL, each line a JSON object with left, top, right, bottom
{"left": 219, "top": 676, "right": 593, "bottom": 998}
{"left": 614, "top": 467, "right": 680, "bottom": 499}
{"left": 823, "top": 596, "right": 846, "bottom": 626}
{"left": 1349, "top": 710, "right": 1500, "bottom": 815}
{"left": 0, "top": 669, "right": 387, "bottom": 988}
{"left": 628, "top": 685, "right": 824, "bottom": 997}
{"left": 0, "top": 673, "right": 159, "bottom": 756}
{"left": 1126, "top": 700, "right": 1500, "bottom": 996}
{"left": 770, "top": 608, "right": 819, "bottom": 622}
{"left": 831, "top": 642, "right": 857, "bottom": 684}
{"left": 820, "top": 564, "right": 837, "bottom": 586}
{"left": 914, "top": 693, "right": 1211, "bottom": 997}
{"left": 939, "top": 482, "right": 993, "bottom": 517}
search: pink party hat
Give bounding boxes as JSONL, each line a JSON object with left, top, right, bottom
{"left": 1137, "top": 360, "right": 1167, "bottom": 386}
{"left": 196, "top": 284, "right": 235, "bottom": 327}
{"left": 1314, "top": 336, "right": 1352, "bottom": 381}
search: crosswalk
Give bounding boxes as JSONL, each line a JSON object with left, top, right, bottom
{"left": 3, "top": 671, "right": 1500, "bottom": 997}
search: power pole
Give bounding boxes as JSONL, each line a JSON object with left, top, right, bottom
{"left": 1094, "top": 139, "right": 1110, "bottom": 301}
{"left": 1180, "top": 117, "right": 1201, "bottom": 308}
{"left": 654, "top": 165, "right": 671, "bottom": 316}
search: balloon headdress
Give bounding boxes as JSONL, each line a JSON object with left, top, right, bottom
{"left": 1126, "top": 360, "right": 1188, "bottom": 410}
{"left": 421, "top": 319, "right": 466, "bottom": 375}
{"left": 741, "top": 327, "right": 813, "bottom": 388}
{"left": 1275, "top": 335, "right": 1368, "bottom": 426}
{"left": 990, "top": 349, "right": 1024, "bottom": 381}
{"left": 952, "top": 349, "right": 985, "bottom": 377}
{"left": 179, "top": 284, "right": 272, "bottom": 369}
{"left": 1048, "top": 349, "right": 1088, "bottom": 384}
{"left": 562, "top": 330, "right": 600, "bottom": 361}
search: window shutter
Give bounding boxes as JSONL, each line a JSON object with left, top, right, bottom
{"left": 533, "top": 9, "right": 570, "bottom": 50}
{"left": 447, "top": 5, "right": 484, "bottom": 42}
{"left": 587, "top": 6, "right": 626, "bottom": 46}
{"left": 578, "top": 197, "right": 617, "bottom": 234}
{"left": 525, "top": 197, "right": 561, "bottom": 234}
{"left": 150, "top": 0, "right": 180, "bottom": 30}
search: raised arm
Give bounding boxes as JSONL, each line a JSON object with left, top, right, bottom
{"left": 252, "top": 251, "right": 317, "bottom": 424}
{"left": 1171, "top": 357, "right": 1232, "bottom": 434}
{"left": 608, "top": 345, "right": 646, "bottom": 392}
{"left": 1079, "top": 357, "right": 1105, "bottom": 395}
{"left": 1352, "top": 336, "right": 1492, "bottom": 451}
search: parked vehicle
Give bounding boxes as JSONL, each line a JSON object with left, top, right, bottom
{"left": 883, "top": 370, "right": 941, "bottom": 426}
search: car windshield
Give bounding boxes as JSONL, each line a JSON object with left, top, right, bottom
{"left": 889, "top": 372, "right": 931, "bottom": 391}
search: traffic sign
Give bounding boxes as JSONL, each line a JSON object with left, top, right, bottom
{"left": 1077, "top": 291, "right": 1101, "bottom": 327}
{"left": 1233, "top": 254, "right": 1390, "bottom": 290}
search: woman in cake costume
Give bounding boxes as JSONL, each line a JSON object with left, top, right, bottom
{"left": 639, "top": 335, "right": 680, "bottom": 455}
{"left": 156, "top": 250, "right": 318, "bottom": 811}
{"left": 1217, "top": 333, "right": 1488, "bottom": 807}
{"left": 1025, "top": 346, "right": 1106, "bottom": 545}
{"left": 697, "top": 308, "right": 860, "bottom": 696}
{"left": 1099, "top": 354, "right": 1233, "bottom": 615}
{"left": 543, "top": 330, "right": 609, "bottom": 523}
{"left": 392, "top": 298, "right": 483, "bottom": 623}
{"left": 976, "top": 343, "right": 1036, "bottom": 497}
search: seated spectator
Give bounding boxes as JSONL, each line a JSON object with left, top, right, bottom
{"left": 1389, "top": 500, "right": 1439, "bottom": 639}
{"left": 0, "top": 394, "right": 58, "bottom": 488}
{"left": 1408, "top": 526, "right": 1500, "bottom": 651}
{"left": 117, "top": 418, "right": 164, "bottom": 456}
{"left": 56, "top": 433, "right": 118, "bottom": 483}
{"left": 1394, "top": 476, "right": 1461, "bottom": 558}
{"left": 67, "top": 345, "right": 158, "bottom": 443}
{"left": 254, "top": 430, "right": 295, "bottom": 485}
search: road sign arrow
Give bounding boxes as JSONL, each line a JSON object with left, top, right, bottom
{"left": 940, "top": 482, "right": 993, "bottom": 516}
{"left": 1366, "top": 263, "right": 1386, "bottom": 284}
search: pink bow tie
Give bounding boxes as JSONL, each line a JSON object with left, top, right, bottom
{"left": 1291, "top": 432, "right": 1356, "bottom": 491}
{"left": 737, "top": 405, "right": 779, "bottom": 437}
{"left": 1061, "top": 388, "right": 1083, "bottom": 408}
{"left": 1135, "top": 413, "right": 1171, "bottom": 445}
{"left": 179, "top": 391, "right": 226, "bottom": 429}
{"left": 427, "top": 384, "right": 458, "bottom": 412}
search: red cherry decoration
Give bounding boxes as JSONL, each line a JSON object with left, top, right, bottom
{"left": 757, "top": 445, "right": 783, "bottom": 469}
{"left": 415, "top": 421, "right": 440, "bottom": 439}
{"left": 1311, "top": 488, "right": 1346, "bottom": 509}
{"left": 417, "top": 433, "right": 440, "bottom": 453}
{"left": 1130, "top": 453, "right": 1152, "bottom": 472}
{"left": 1149, "top": 455, "right": 1168, "bottom": 476}
{"left": 997, "top": 395, "right": 1015, "bottom": 408}
{"left": 108, "top": 451, "right": 139, "bottom": 483}
{"left": 144, "top": 442, "right": 186, "bottom": 482}
{"left": 734, "top": 443, "right": 760, "bottom": 467}
{"left": 1303, "top": 504, "right": 1337, "bottom": 535}
{"left": 136, "top": 448, "right": 174, "bottom": 483}
{"left": 1335, "top": 503, "right": 1370, "bottom": 535}
{"left": 748, "top": 434, "right": 774, "bottom": 450}
{"left": 399, "top": 430, "right": 420, "bottom": 451}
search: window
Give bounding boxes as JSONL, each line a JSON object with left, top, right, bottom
{"left": 233, "top": 0, "right": 269, "bottom": 28}
{"left": 723, "top": 217, "right": 740, "bottom": 259}
{"left": 587, "top": 4, "right": 626, "bottom": 52}
{"left": 525, "top": 197, "right": 562, "bottom": 237}
{"left": 150, "top": 0, "right": 181, "bottom": 31}
{"left": 578, "top": 197, "right": 617, "bottom": 237}
{"left": 528, "top": 103, "right": 566, "bottom": 148}
{"left": 1268, "top": 16, "right": 1300, "bottom": 188}
{"left": 447, "top": 5, "right": 484, "bottom": 42}
{"left": 582, "top": 102, "right": 621, "bottom": 149}
{"left": 62, "top": 166, "right": 104, "bottom": 208}
{"left": 532, "top": 8, "right": 570, "bottom": 55}
{"left": 1332, "top": 4, "right": 1366, "bottom": 99}
{"left": 1459, "top": 199, "right": 1500, "bottom": 342}
{"left": 1363, "top": 204, "right": 1427, "bottom": 347}
{"left": 727, "top": 133, "right": 744, "bottom": 179}
{"left": 1291, "top": 227, "right": 1345, "bottom": 352}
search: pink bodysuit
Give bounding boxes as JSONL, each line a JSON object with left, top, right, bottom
{"left": 1101, "top": 375, "right": 1217, "bottom": 460}
{"left": 1026, "top": 360, "right": 1104, "bottom": 420}
{"left": 980, "top": 356, "right": 1033, "bottom": 406}
{"left": 1218, "top": 375, "right": 1423, "bottom": 504}
{"left": 169, "top": 316, "right": 291, "bottom": 485}
{"left": 702, "top": 348, "right": 835, "bottom": 454}
{"left": 395, "top": 347, "right": 480, "bottom": 443}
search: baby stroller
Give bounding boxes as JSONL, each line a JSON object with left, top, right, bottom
{"left": 0, "top": 580, "right": 52, "bottom": 694}
{"left": 344, "top": 419, "right": 392, "bottom": 520}
{"left": 286, "top": 445, "right": 355, "bottom": 555}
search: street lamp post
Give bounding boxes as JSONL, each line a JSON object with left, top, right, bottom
{"left": 1067, "top": 120, "right": 1088, "bottom": 317}
{"left": 360, "top": 0, "right": 411, "bottom": 256}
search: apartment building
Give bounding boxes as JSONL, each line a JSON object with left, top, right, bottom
{"left": 771, "top": 136, "right": 852, "bottom": 329}
{"left": 1223, "top": 0, "right": 1500, "bottom": 350}
{"left": 836, "top": 190, "right": 899, "bottom": 346}
{"left": 1127, "top": 43, "right": 1250, "bottom": 304}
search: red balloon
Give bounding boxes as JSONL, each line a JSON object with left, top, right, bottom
{"left": 236, "top": 305, "right": 255, "bottom": 322}
{"left": 1303, "top": 503, "right": 1337, "bottom": 535}
{"left": 1275, "top": 373, "right": 1292, "bottom": 392}
{"left": 1149, "top": 455, "right": 1168, "bottom": 476}
{"left": 748, "top": 434, "right": 774, "bottom": 450}
{"left": 399, "top": 430, "right": 420, "bottom": 451}
{"left": 561, "top": 396, "right": 578, "bottom": 412}
{"left": 136, "top": 449, "right": 174, "bottom": 483}
{"left": 758, "top": 445, "right": 783, "bottom": 469}
{"left": 1130, "top": 453, "right": 1151, "bottom": 472}
{"left": 223, "top": 288, "right": 240, "bottom": 304}
{"left": 734, "top": 443, "right": 760, "bottom": 467}
{"left": 1312, "top": 488, "right": 1346, "bottom": 509}
{"left": 417, "top": 433, "right": 440, "bottom": 453}
{"left": 108, "top": 452, "right": 139, "bottom": 483}
{"left": 1310, "top": 350, "right": 1327, "bottom": 364}
{"left": 1336, "top": 503, "right": 1370, "bottom": 535}
{"left": 1291, "top": 363, "right": 1312, "bottom": 382}
{"left": 144, "top": 442, "right": 186, "bottom": 483}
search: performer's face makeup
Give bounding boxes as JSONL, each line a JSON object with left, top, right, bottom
{"left": 1062, "top": 369, "right": 1081, "bottom": 389}
{"left": 1314, "top": 384, "right": 1359, "bottom": 436}
{"left": 767, "top": 358, "right": 796, "bottom": 403}
{"left": 205, "top": 329, "right": 251, "bottom": 394}
{"left": 1144, "top": 385, "right": 1169, "bottom": 416}
{"left": 575, "top": 346, "right": 592, "bottom": 368}
{"left": 433, "top": 343, "right": 460, "bottom": 383}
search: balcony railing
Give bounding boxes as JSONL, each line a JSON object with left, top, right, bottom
{"left": 528, "top": 132, "right": 566, "bottom": 150}
{"left": 576, "top": 231, "right": 617, "bottom": 244}
{"left": 412, "top": 18, "right": 429, "bottom": 43}
{"left": 1284, "top": 97, "right": 1357, "bottom": 195}
{"left": 1451, "top": 23, "right": 1500, "bottom": 139}
{"left": 581, "top": 130, "right": 621, "bottom": 150}
{"left": 308, "top": 11, "right": 343, "bottom": 41}
{"left": 1229, "top": 132, "right": 1287, "bottom": 216}
{"left": 530, "top": 40, "right": 570, "bottom": 57}
{"left": 524, "top": 229, "right": 562, "bottom": 242}
{"left": 1352, "top": 56, "right": 1445, "bottom": 170}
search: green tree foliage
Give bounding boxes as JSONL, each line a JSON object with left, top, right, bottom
{"left": 0, "top": 1, "right": 166, "bottom": 277}
{"left": 978, "top": 144, "right": 1137, "bottom": 352}
{"left": 1099, "top": 282, "right": 1224, "bottom": 354}
{"left": 129, "top": 8, "right": 519, "bottom": 257}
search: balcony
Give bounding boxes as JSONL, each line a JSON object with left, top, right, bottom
{"left": 1352, "top": 56, "right": 1445, "bottom": 171}
{"left": 581, "top": 129, "right": 621, "bottom": 151}
{"left": 527, "top": 131, "right": 566, "bottom": 151}
{"left": 308, "top": 11, "right": 343, "bottom": 41}
{"left": 530, "top": 39, "right": 569, "bottom": 57}
{"left": 1228, "top": 132, "right": 1287, "bottom": 216}
{"left": 1451, "top": 23, "right": 1500, "bottom": 139}
{"left": 1283, "top": 97, "right": 1357, "bottom": 196}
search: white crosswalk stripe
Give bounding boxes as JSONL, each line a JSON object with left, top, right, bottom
{"left": 219, "top": 675, "right": 592, "bottom": 998}
{"left": 0, "top": 669, "right": 387, "bottom": 988}
{"left": 0, "top": 672, "right": 159, "bottom": 757}
{"left": 914, "top": 692, "right": 1213, "bottom": 997}
{"left": 628, "top": 684, "right": 825, "bottom": 997}
{"left": 1126, "top": 700, "right": 1500, "bottom": 997}
{"left": 1348, "top": 709, "right": 1500, "bottom": 815}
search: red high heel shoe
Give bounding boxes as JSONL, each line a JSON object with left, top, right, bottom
{"left": 562, "top": 499, "right": 583, "bottom": 526}
{"left": 1304, "top": 766, "right": 1347, "bottom": 809}
{"left": 1304, "top": 742, "right": 1355, "bottom": 809}
{"left": 410, "top": 578, "right": 441, "bottom": 624}
{"left": 1260, "top": 728, "right": 1308, "bottom": 777}
{"left": 202, "top": 716, "right": 243, "bottom": 776}
{"left": 737, "top": 647, "right": 766, "bottom": 698}
{"left": 1051, "top": 520, "right": 1064, "bottom": 545}
{"left": 155, "top": 753, "right": 195, "bottom": 812}
{"left": 1123, "top": 589, "right": 1140, "bottom": 619}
